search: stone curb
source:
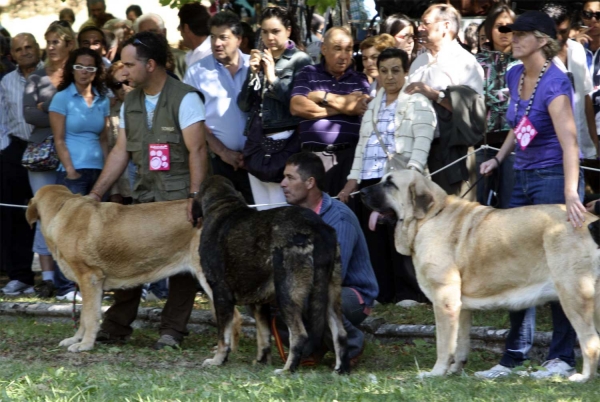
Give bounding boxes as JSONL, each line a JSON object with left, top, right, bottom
{"left": 0, "top": 302, "right": 570, "bottom": 360}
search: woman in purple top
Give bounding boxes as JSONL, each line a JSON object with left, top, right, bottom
{"left": 476, "top": 11, "right": 586, "bottom": 380}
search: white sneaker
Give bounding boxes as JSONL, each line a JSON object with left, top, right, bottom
{"left": 2, "top": 280, "right": 35, "bottom": 296}
{"left": 474, "top": 364, "right": 512, "bottom": 379}
{"left": 56, "top": 290, "right": 82, "bottom": 302}
{"left": 530, "top": 359, "right": 575, "bottom": 379}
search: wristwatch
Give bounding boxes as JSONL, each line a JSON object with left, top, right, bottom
{"left": 436, "top": 90, "right": 446, "bottom": 104}
{"left": 188, "top": 191, "right": 200, "bottom": 199}
{"left": 321, "top": 92, "right": 329, "bottom": 106}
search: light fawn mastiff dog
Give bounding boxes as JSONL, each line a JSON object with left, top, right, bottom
{"left": 360, "top": 170, "right": 600, "bottom": 382}
{"left": 26, "top": 185, "right": 241, "bottom": 353}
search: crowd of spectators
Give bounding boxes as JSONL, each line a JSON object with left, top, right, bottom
{"left": 1, "top": 0, "right": 599, "bottom": 372}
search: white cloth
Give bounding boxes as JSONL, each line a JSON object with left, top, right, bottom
{"left": 554, "top": 39, "right": 596, "bottom": 158}
{"left": 185, "top": 37, "right": 212, "bottom": 68}
{"left": 408, "top": 40, "right": 484, "bottom": 95}
{"left": 248, "top": 174, "right": 287, "bottom": 211}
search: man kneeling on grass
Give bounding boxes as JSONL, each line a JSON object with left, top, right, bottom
{"left": 279, "top": 152, "right": 379, "bottom": 366}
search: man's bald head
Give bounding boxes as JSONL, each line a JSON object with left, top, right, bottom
{"left": 322, "top": 26, "right": 352, "bottom": 45}
{"left": 11, "top": 33, "right": 40, "bottom": 69}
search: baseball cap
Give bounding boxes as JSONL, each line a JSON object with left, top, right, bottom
{"left": 498, "top": 11, "right": 557, "bottom": 39}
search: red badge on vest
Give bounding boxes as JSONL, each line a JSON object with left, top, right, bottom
{"left": 149, "top": 144, "right": 170, "bottom": 171}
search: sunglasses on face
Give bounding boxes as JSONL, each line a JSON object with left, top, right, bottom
{"left": 582, "top": 10, "right": 600, "bottom": 21}
{"left": 73, "top": 64, "right": 98, "bottom": 72}
{"left": 112, "top": 80, "right": 129, "bottom": 88}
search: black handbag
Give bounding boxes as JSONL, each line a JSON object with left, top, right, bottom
{"left": 243, "top": 124, "right": 300, "bottom": 183}
{"left": 242, "top": 72, "right": 300, "bottom": 183}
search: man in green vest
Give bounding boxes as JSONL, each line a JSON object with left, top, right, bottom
{"left": 88, "top": 31, "right": 208, "bottom": 349}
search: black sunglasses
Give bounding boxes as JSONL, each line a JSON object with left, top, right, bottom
{"left": 112, "top": 80, "right": 129, "bottom": 89}
{"left": 582, "top": 10, "right": 600, "bottom": 21}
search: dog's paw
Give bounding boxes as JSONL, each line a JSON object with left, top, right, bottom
{"left": 417, "top": 371, "right": 442, "bottom": 379}
{"left": 67, "top": 342, "right": 94, "bottom": 353}
{"left": 202, "top": 358, "right": 222, "bottom": 367}
{"left": 59, "top": 337, "right": 81, "bottom": 347}
{"left": 568, "top": 373, "right": 590, "bottom": 383}
{"left": 274, "top": 368, "right": 289, "bottom": 375}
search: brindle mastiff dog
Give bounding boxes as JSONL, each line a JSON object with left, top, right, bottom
{"left": 192, "top": 175, "right": 350, "bottom": 374}
{"left": 361, "top": 170, "right": 600, "bottom": 382}
{"left": 26, "top": 185, "right": 243, "bottom": 352}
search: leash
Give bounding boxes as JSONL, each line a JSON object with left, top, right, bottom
{"left": 460, "top": 175, "right": 485, "bottom": 199}
{"left": 72, "top": 284, "right": 80, "bottom": 328}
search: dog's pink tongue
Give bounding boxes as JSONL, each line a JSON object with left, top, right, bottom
{"left": 368, "top": 211, "right": 381, "bottom": 232}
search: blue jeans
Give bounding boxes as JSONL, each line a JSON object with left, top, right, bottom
{"left": 499, "top": 164, "right": 584, "bottom": 368}
{"left": 54, "top": 169, "right": 102, "bottom": 296}
{"left": 28, "top": 170, "right": 58, "bottom": 255}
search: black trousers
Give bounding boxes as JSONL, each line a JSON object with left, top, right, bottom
{"left": 357, "top": 178, "right": 428, "bottom": 304}
{"left": 0, "top": 138, "right": 34, "bottom": 284}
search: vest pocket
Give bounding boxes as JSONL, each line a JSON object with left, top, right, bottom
{"left": 156, "top": 133, "right": 185, "bottom": 163}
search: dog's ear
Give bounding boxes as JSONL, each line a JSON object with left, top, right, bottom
{"left": 191, "top": 197, "right": 203, "bottom": 227}
{"left": 25, "top": 198, "right": 39, "bottom": 227}
{"left": 409, "top": 177, "right": 434, "bottom": 219}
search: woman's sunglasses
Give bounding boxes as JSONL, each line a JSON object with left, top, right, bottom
{"left": 111, "top": 80, "right": 130, "bottom": 89}
{"left": 73, "top": 65, "right": 98, "bottom": 72}
{"left": 582, "top": 10, "right": 600, "bottom": 21}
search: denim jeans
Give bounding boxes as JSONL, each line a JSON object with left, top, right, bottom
{"left": 28, "top": 170, "right": 58, "bottom": 255}
{"left": 499, "top": 164, "right": 584, "bottom": 368}
{"left": 54, "top": 169, "right": 102, "bottom": 296}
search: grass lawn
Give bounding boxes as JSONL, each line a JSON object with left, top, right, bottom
{"left": 0, "top": 314, "right": 597, "bottom": 401}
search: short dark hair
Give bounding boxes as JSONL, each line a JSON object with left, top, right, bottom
{"left": 209, "top": 11, "right": 243, "bottom": 37}
{"left": 59, "top": 8, "right": 75, "bottom": 25}
{"left": 122, "top": 31, "right": 168, "bottom": 67}
{"left": 178, "top": 2, "right": 211, "bottom": 37}
{"left": 541, "top": 2, "right": 571, "bottom": 27}
{"left": 58, "top": 47, "right": 106, "bottom": 96}
{"left": 311, "top": 13, "right": 324, "bottom": 34}
{"left": 377, "top": 47, "right": 409, "bottom": 71}
{"left": 484, "top": 5, "right": 516, "bottom": 51}
{"left": 78, "top": 25, "right": 107, "bottom": 49}
{"left": 126, "top": 5, "right": 143, "bottom": 18}
{"left": 286, "top": 152, "right": 326, "bottom": 191}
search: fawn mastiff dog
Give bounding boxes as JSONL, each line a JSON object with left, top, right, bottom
{"left": 361, "top": 170, "right": 600, "bottom": 382}
{"left": 26, "top": 185, "right": 242, "bottom": 352}
{"left": 192, "top": 175, "right": 350, "bottom": 374}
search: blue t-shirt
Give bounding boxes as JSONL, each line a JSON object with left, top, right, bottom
{"left": 506, "top": 63, "right": 573, "bottom": 170}
{"left": 49, "top": 83, "right": 110, "bottom": 171}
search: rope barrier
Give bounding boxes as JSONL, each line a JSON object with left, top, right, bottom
{"left": 1, "top": 145, "right": 599, "bottom": 210}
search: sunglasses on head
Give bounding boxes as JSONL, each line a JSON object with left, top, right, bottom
{"left": 73, "top": 64, "right": 98, "bottom": 72}
{"left": 582, "top": 10, "right": 600, "bottom": 21}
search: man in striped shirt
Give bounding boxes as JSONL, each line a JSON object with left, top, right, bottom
{"left": 0, "top": 33, "right": 44, "bottom": 295}
{"left": 290, "top": 26, "right": 371, "bottom": 197}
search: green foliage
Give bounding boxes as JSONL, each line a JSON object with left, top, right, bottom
{"left": 0, "top": 317, "right": 599, "bottom": 401}
{"left": 307, "top": 0, "right": 338, "bottom": 14}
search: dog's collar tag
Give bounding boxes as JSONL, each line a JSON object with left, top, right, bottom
{"left": 149, "top": 144, "right": 170, "bottom": 171}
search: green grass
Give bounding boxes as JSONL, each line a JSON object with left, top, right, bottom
{"left": 370, "top": 303, "right": 554, "bottom": 332}
{"left": 0, "top": 317, "right": 597, "bottom": 401}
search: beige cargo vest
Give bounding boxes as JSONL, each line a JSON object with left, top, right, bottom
{"left": 124, "top": 76, "right": 199, "bottom": 202}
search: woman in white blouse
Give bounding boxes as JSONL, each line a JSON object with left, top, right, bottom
{"left": 338, "top": 47, "right": 436, "bottom": 304}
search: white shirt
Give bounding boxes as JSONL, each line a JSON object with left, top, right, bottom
{"left": 185, "top": 37, "right": 211, "bottom": 68}
{"left": 0, "top": 61, "right": 44, "bottom": 150}
{"left": 554, "top": 39, "right": 596, "bottom": 158}
{"left": 408, "top": 39, "right": 484, "bottom": 95}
